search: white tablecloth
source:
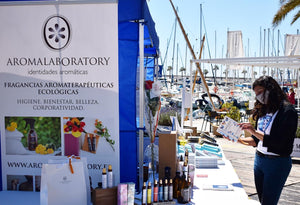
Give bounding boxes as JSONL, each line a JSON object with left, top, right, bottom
{"left": 0, "top": 156, "right": 259, "bottom": 205}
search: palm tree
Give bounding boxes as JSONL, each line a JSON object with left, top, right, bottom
{"left": 280, "top": 69, "right": 284, "bottom": 83}
{"left": 271, "top": 69, "right": 276, "bottom": 76}
{"left": 272, "top": 0, "right": 300, "bottom": 26}
{"left": 242, "top": 69, "right": 248, "bottom": 81}
{"left": 179, "top": 67, "right": 186, "bottom": 77}
{"left": 254, "top": 71, "right": 258, "bottom": 79}
{"left": 167, "top": 66, "right": 173, "bottom": 75}
{"left": 213, "top": 65, "right": 219, "bottom": 80}
{"left": 203, "top": 69, "right": 209, "bottom": 78}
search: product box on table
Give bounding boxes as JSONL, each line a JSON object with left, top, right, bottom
{"left": 92, "top": 187, "right": 117, "bottom": 205}
{"left": 159, "top": 132, "right": 177, "bottom": 180}
{"left": 127, "top": 183, "right": 135, "bottom": 205}
{"left": 184, "top": 126, "right": 198, "bottom": 136}
{"left": 118, "top": 183, "right": 128, "bottom": 205}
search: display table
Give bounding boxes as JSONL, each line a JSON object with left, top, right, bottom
{"left": 190, "top": 159, "right": 258, "bottom": 204}
{"left": 133, "top": 159, "right": 259, "bottom": 205}
{"left": 0, "top": 153, "right": 259, "bottom": 205}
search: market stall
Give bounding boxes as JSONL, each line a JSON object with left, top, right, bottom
{"left": 0, "top": 0, "right": 160, "bottom": 202}
{"left": 0, "top": 0, "right": 260, "bottom": 204}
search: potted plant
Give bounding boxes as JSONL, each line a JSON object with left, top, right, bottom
{"left": 221, "top": 102, "right": 241, "bottom": 122}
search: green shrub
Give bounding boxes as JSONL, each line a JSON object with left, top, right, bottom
{"left": 158, "top": 107, "right": 181, "bottom": 126}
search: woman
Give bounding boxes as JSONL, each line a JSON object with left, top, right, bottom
{"left": 237, "top": 76, "right": 298, "bottom": 205}
{"left": 288, "top": 87, "right": 296, "bottom": 105}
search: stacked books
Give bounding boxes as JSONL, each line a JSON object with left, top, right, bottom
{"left": 195, "top": 156, "right": 218, "bottom": 168}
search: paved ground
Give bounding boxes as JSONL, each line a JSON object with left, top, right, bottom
{"left": 217, "top": 137, "right": 300, "bottom": 205}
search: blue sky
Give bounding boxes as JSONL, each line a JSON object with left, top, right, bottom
{"left": 148, "top": 0, "right": 299, "bottom": 77}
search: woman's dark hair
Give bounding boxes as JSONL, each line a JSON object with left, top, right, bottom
{"left": 252, "top": 76, "right": 288, "bottom": 120}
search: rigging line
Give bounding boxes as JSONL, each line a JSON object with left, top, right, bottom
{"left": 202, "top": 13, "right": 217, "bottom": 86}
{"left": 279, "top": 32, "right": 285, "bottom": 54}
{"left": 177, "top": 45, "right": 185, "bottom": 69}
{"left": 271, "top": 29, "right": 277, "bottom": 56}
{"left": 171, "top": 7, "right": 178, "bottom": 85}
{"left": 169, "top": 0, "right": 219, "bottom": 112}
{"left": 161, "top": 20, "right": 176, "bottom": 89}
{"left": 162, "top": 20, "right": 176, "bottom": 66}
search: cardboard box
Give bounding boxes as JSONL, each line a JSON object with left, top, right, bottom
{"left": 92, "top": 187, "right": 117, "bottom": 205}
{"left": 212, "top": 125, "right": 222, "bottom": 136}
{"left": 159, "top": 132, "right": 177, "bottom": 180}
{"left": 184, "top": 126, "right": 198, "bottom": 136}
{"left": 127, "top": 183, "right": 135, "bottom": 205}
{"left": 118, "top": 183, "right": 128, "bottom": 205}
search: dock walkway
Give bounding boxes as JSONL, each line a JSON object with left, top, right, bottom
{"left": 217, "top": 137, "right": 300, "bottom": 205}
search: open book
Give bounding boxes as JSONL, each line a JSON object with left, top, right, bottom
{"left": 216, "top": 116, "right": 242, "bottom": 142}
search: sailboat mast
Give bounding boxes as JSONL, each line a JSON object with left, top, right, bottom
{"left": 171, "top": 7, "right": 178, "bottom": 86}
{"left": 200, "top": 4, "right": 202, "bottom": 50}
{"left": 176, "top": 43, "right": 179, "bottom": 78}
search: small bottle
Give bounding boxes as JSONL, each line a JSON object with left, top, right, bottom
{"left": 179, "top": 155, "right": 184, "bottom": 176}
{"left": 181, "top": 174, "right": 189, "bottom": 203}
{"left": 147, "top": 182, "right": 152, "bottom": 205}
{"left": 159, "top": 179, "right": 163, "bottom": 202}
{"left": 168, "top": 179, "right": 173, "bottom": 201}
{"left": 164, "top": 179, "right": 168, "bottom": 202}
{"left": 188, "top": 177, "right": 192, "bottom": 202}
{"left": 153, "top": 179, "right": 158, "bottom": 203}
{"left": 107, "top": 165, "right": 113, "bottom": 188}
{"left": 102, "top": 167, "right": 107, "bottom": 189}
{"left": 185, "top": 149, "right": 189, "bottom": 164}
{"left": 177, "top": 173, "right": 187, "bottom": 203}
{"left": 173, "top": 171, "right": 181, "bottom": 199}
{"left": 87, "top": 135, "right": 92, "bottom": 151}
{"left": 142, "top": 182, "right": 147, "bottom": 205}
{"left": 183, "top": 159, "right": 188, "bottom": 181}
{"left": 91, "top": 134, "right": 96, "bottom": 152}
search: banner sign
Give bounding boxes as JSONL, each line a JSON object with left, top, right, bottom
{"left": 0, "top": 2, "right": 119, "bottom": 191}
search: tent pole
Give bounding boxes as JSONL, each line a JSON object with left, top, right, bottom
{"left": 155, "top": 57, "right": 158, "bottom": 81}
{"left": 190, "top": 60, "right": 193, "bottom": 127}
{"left": 138, "top": 19, "right": 145, "bottom": 192}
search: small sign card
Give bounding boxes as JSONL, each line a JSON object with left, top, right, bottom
{"left": 217, "top": 116, "right": 242, "bottom": 142}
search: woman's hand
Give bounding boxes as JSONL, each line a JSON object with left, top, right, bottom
{"left": 239, "top": 122, "right": 264, "bottom": 141}
{"left": 239, "top": 122, "right": 255, "bottom": 135}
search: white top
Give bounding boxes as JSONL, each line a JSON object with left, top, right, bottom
{"left": 257, "top": 111, "right": 279, "bottom": 156}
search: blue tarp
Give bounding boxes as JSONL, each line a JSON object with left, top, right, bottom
{"left": 119, "top": 0, "right": 159, "bottom": 185}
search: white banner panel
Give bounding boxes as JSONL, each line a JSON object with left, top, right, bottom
{"left": 0, "top": 2, "right": 119, "bottom": 190}
{"left": 284, "top": 34, "right": 300, "bottom": 56}
{"left": 227, "top": 31, "right": 244, "bottom": 70}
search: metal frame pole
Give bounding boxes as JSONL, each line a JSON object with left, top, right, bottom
{"left": 138, "top": 19, "right": 144, "bottom": 192}
{"left": 190, "top": 60, "right": 193, "bottom": 126}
